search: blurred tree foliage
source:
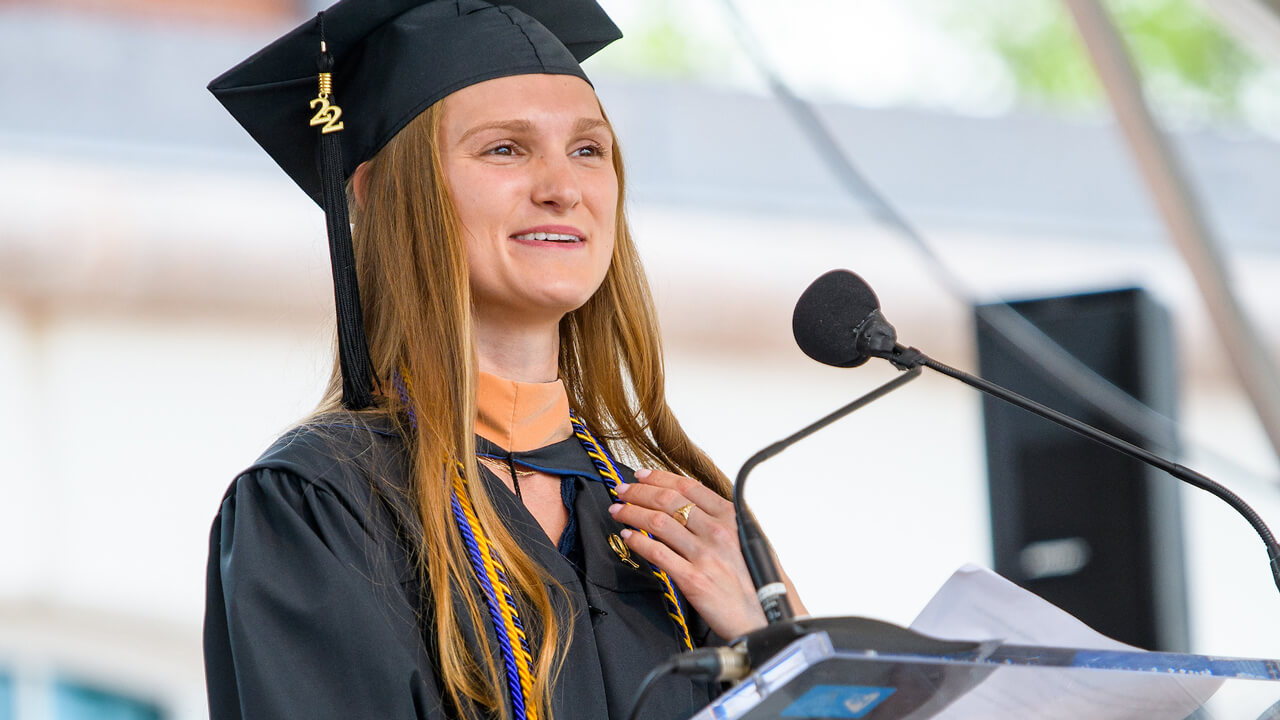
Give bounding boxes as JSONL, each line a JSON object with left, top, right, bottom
{"left": 926, "top": 0, "right": 1262, "bottom": 120}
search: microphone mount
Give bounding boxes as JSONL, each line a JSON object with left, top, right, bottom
{"left": 853, "top": 308, "right": 899, "bottom": 364}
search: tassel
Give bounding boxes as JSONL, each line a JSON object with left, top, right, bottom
{"left": 311, "top": 15, "right": 376, "bottom": 409}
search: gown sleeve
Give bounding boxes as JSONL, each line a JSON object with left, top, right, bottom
{"left": 203, "top": 467, "right": 445, "bottom": 720}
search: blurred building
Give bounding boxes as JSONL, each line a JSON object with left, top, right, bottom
{"left": 2, "top": 1, "right": 1279, "bottom": 718}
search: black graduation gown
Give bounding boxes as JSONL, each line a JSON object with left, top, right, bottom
{"left": 203, "top": 419, "right": 718, "bottom": 720}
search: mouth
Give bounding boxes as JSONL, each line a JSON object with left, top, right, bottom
{"left": 510, "top": 231, "right": 584, "bottom": 244}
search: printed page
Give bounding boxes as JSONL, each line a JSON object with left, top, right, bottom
{"left": 909, "top": 564, "right": 1220, "bottom": 719}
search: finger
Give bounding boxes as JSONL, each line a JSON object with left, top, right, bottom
{"left": 610, "top": 501, "right": 700, "bottom": 558}
{"left": 618, "top": 486, "right": 710, "bottom": 537}
{"left": 632, "top": 469, "right": 735, "bottom": 521}
{"left": 614, "top": 479, "right": 739, "bottom": 549}
{"left": 620, "top": 528, "right": 695, "bottom": 581}
{"left": 621, "top": 528, "right": 767, "bottom": 640}
{"left": 614, "top": 481, "right": 697, "bottom": 520}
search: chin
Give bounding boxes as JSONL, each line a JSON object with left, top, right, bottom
{"left": 474, "top": 272, "right": 608, "bottom": 322}
{"left": 545, "top": 290, "right": 602, "bottom": 317}
{"left": 535, "top": 274, "right": 607, "bottom": 308}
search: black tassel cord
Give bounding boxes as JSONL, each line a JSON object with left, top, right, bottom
{"left": 315, "top": 27, "right": 377, "bottom": 409}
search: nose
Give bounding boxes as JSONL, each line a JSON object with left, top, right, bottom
{"left": 530, "top": 153, "right": 581, "bottom": 212}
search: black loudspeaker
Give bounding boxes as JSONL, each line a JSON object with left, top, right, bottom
{"left": 975, "top": 287, "right": 1189, "bottom": 652}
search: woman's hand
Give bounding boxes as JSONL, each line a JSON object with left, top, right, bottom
{"left": 608, "top": 468, "right": 804, "bottom": 641}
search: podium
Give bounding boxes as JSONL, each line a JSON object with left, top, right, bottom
{"left": 692, "top": 618, "right": 1280, "bottom": 720}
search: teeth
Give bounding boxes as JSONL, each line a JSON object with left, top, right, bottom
{"left": 514, "top": 232, "right": 582, "bottom": 242}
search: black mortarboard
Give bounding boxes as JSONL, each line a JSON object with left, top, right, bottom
{"left": 209, "top": 0, "right": 621, "bottom": 409}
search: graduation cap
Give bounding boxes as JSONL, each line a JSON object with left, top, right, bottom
{"left": 209, "top": 0, "right": 622, "bottom": 409}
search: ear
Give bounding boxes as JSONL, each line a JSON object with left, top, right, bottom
{"left": 352, "top": 161, "right": 372, "bottom": 210}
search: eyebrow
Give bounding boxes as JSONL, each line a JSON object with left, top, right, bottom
{"left": 573, "top": 117, "right": 612, "bottom": 136}
{"left": 457, "top": 117, "right": 613, "bottom": 144}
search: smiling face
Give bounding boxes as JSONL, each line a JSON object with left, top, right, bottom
{"left": 438, "top": 73, "right": 619, "bottom": 331}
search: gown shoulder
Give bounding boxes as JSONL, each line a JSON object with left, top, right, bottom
{"left": 204, "top": 416, "right": 444, "bottom": 720}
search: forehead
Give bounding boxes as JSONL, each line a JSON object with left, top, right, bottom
{"left": 439, "top": 74, "right": 606, "bottom": 139}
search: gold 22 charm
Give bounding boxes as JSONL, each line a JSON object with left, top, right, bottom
{"left": 309, "top": 95, "right": 344, "bottom": 134}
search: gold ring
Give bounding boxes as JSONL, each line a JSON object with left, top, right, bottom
{"left": 672, "top": 503, "right": 696, "bottom": 527}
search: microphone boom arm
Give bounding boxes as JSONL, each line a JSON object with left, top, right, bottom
{"left": 734, "top": 365, "right": 924, "bottom": 623}
{"left": 876, "top": 344, "right": 1280, "bottom": 598}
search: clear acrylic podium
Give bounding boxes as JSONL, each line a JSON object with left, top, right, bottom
{"left": 691, "top": 618, "right": 1280, "bottom": 720}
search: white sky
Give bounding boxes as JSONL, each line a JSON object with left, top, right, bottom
{"left": 593, "top": 0, "right": 1280, "bottom": 135}
{"left": 594, "top": 0, "right": 1018, "bottom": 113}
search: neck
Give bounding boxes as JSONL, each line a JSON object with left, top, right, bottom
{"left": 475, "top": 315, "right": 561, "bottom": 383}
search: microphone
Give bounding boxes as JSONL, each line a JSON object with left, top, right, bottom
{"left": 792, "top": 269, "right": 892, "bottom": 367}
{"left": 792, "top": 269, "right": 918, "bottom": 371}
{"left": 791, "top": 269, "right": 1280, "bottom": 599}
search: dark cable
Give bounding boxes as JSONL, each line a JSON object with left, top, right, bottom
{"left": 624, "top": 658, "right": 678, "bottom": 720}
{"left": 624, "top": 648, "right": 751, "bottom": 720}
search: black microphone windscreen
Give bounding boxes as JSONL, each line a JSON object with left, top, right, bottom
{"left": 792, "top": 269, "right": 881, "bottom": 368}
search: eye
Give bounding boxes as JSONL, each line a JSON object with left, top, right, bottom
{"left": 484, "top": 142, "right": 520, "bottom": 157}
{"left": 572, "top": 142, "right": 609, "bottom": 159}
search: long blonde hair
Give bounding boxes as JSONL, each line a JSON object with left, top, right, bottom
{"left": 317, "top": 99, "right": 729, "bottom": 720}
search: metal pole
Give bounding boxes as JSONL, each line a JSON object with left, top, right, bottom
{"left": 1062, "top": 0, "right": 1280, "bottom": 469}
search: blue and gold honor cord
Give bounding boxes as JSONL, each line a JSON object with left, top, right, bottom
{"left": 395, "top": 370, "right": 537, "bottom": 719}
{"left": 393, "top": 371, "right": 692, "bottom": 720}
{"left": 450, "top": 468, "right": 539, "bottom": 720}
{"left": 570, "top": 412, "right": 694, "bottom": 652}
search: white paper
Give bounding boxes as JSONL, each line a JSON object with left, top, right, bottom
{"left": 909, "top": 563, "right": 1221, "bottom": 719}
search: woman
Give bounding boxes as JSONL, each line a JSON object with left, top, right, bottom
{"left": 204, "top": 2, "right": 803, "bottom": 719}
